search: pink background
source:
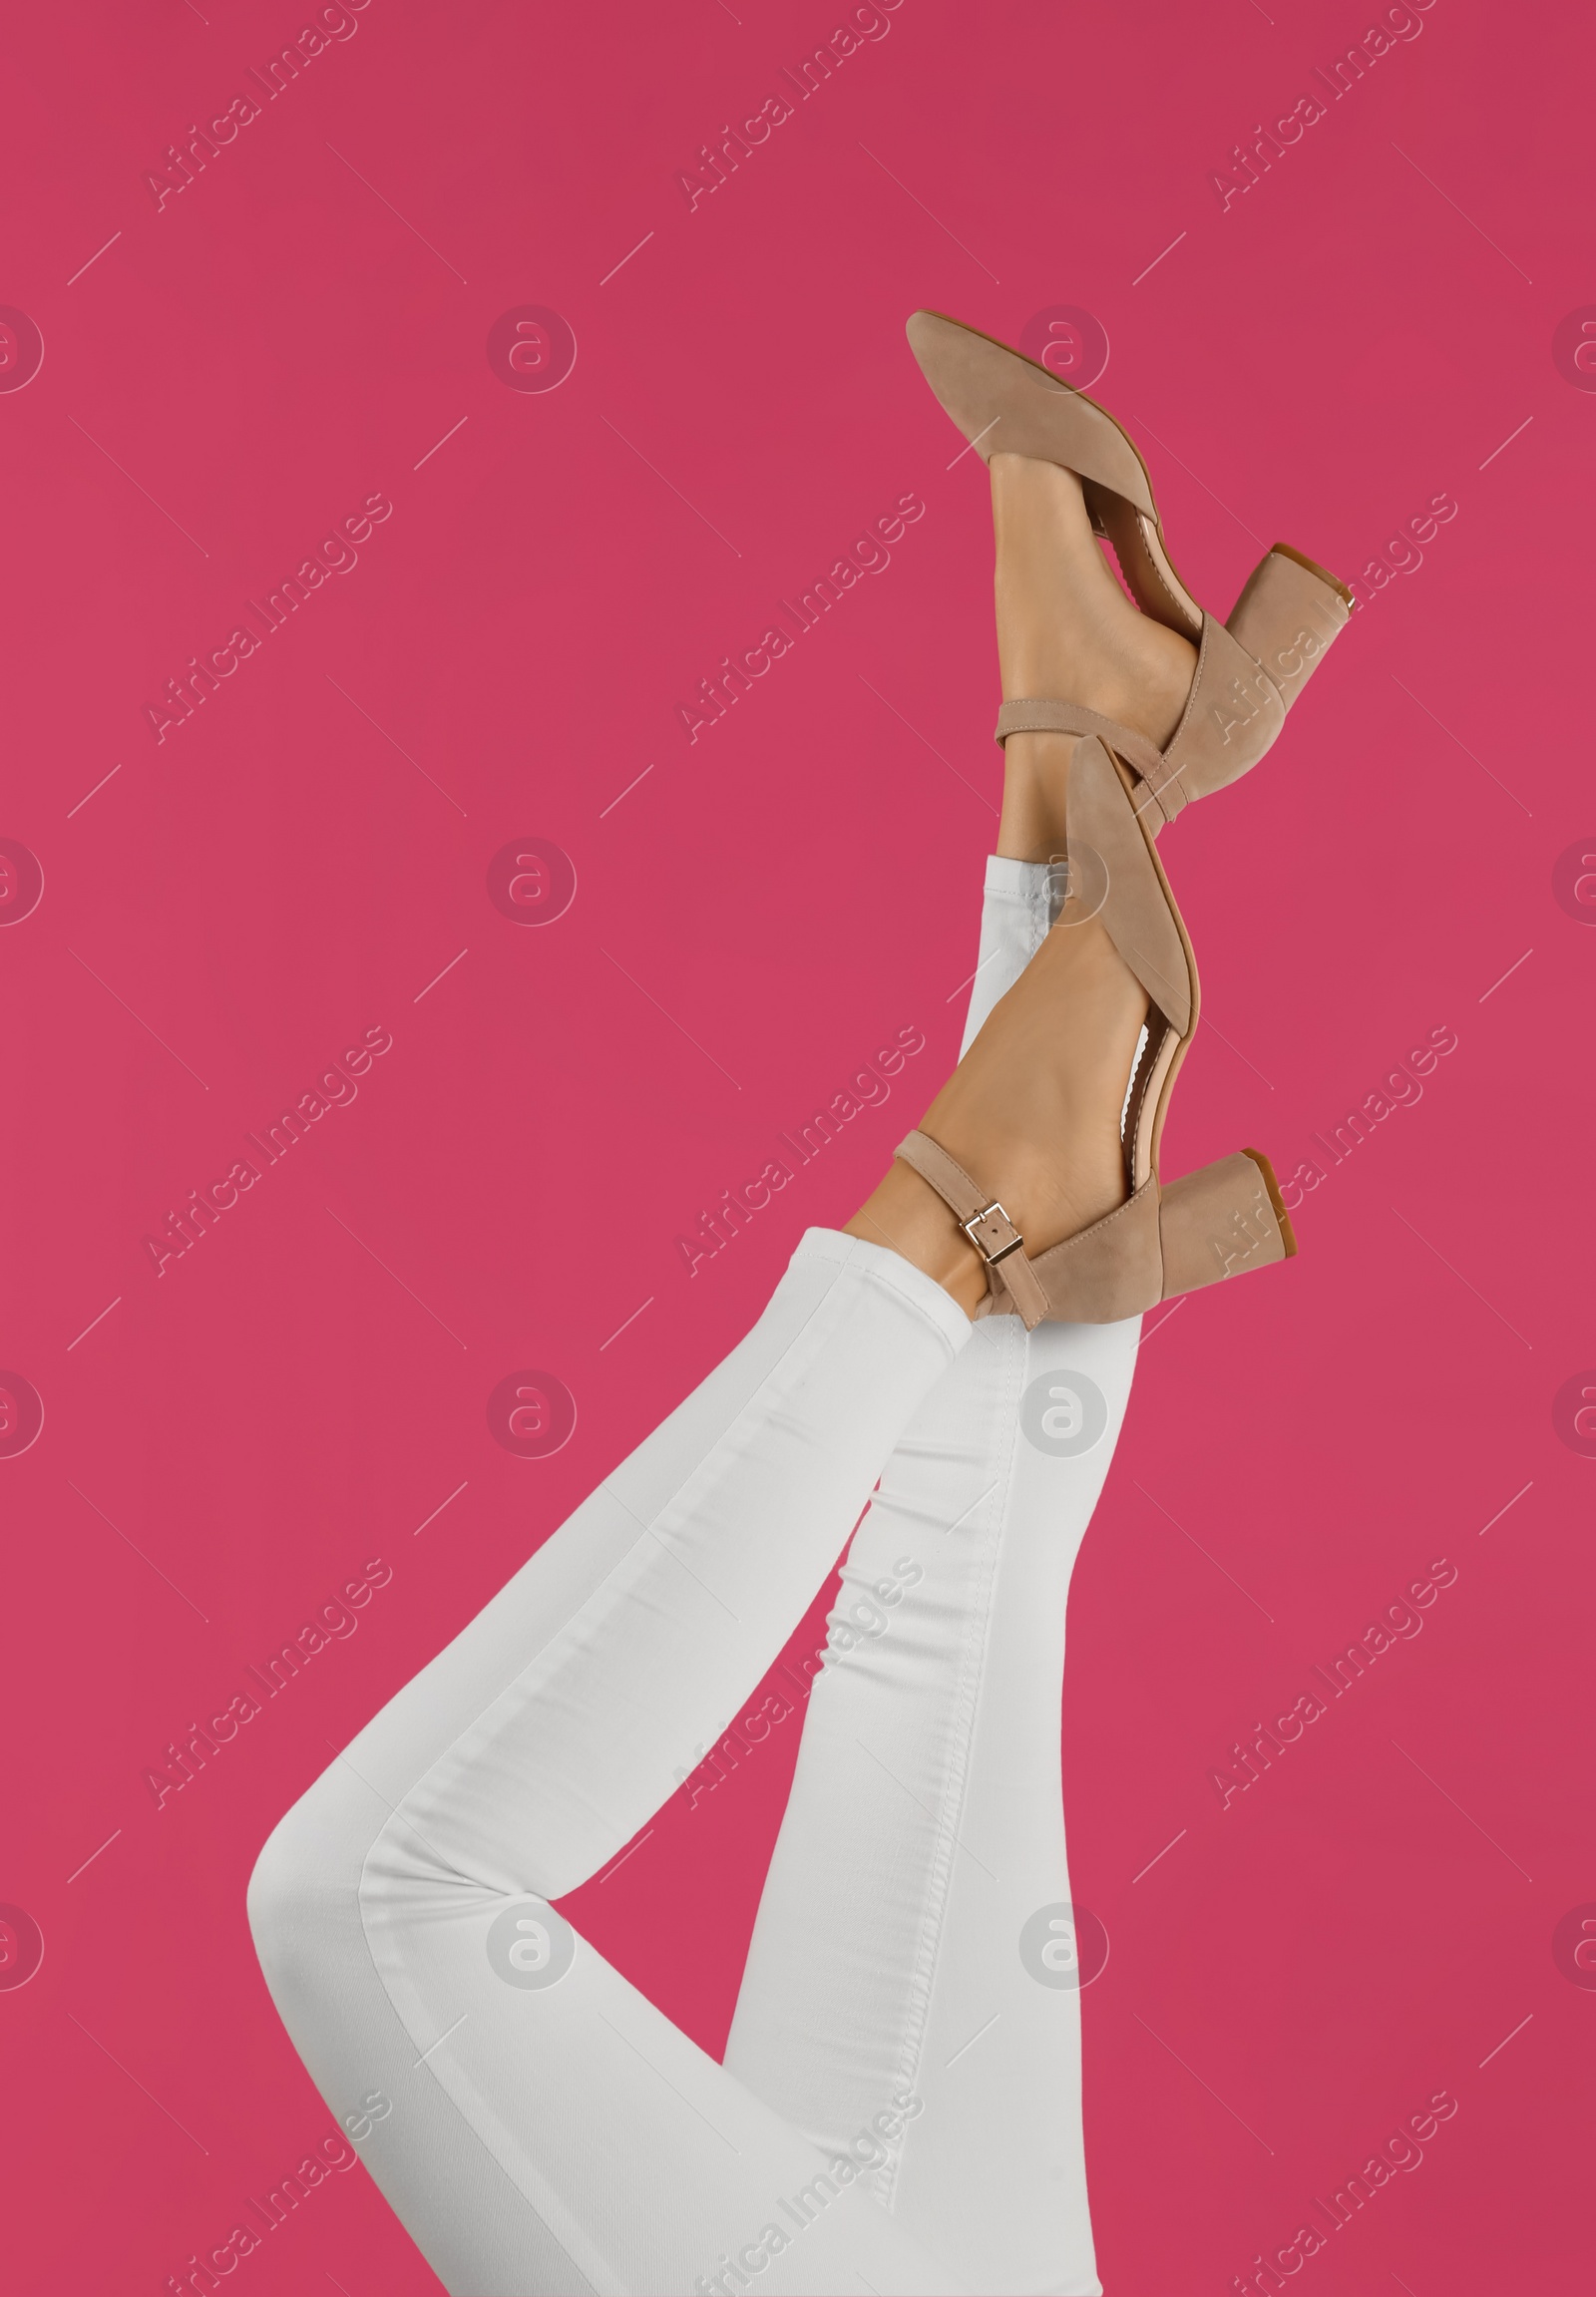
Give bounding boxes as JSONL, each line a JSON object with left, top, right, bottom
{"left": 3, "top": 0, "right": 1592, "bottom": 2288}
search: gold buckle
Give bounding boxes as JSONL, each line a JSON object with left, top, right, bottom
{"left": 962, "top": 1202, "right": 1024, "bottom": 1267}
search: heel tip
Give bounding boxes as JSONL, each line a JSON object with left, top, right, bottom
{"left": 1270, "top": 541, "right": 1356, "bottom": 611}
{"left": 1243, "top": 1147, "right": 1298, "bottom": 1259}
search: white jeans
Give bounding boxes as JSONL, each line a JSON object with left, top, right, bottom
{"left": 248, "top": 860, "right": 1139, "bottom": 2297}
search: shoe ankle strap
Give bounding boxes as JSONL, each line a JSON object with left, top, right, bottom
{"left": 994, "top": 698, "right": 1178, "bottom": 827}
{"left": 894, "top": 1129, "right": 1049, "bottom": 1330}
{"left": 997, "top": 610, "right": 1261, "bottom": 834}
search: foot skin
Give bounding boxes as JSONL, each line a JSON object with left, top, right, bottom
{"left": 845, "top": 915, "right": 1149, "bottom": 1319}
{"left": 991, "top": 451, "right": 1197, "bottom": 865}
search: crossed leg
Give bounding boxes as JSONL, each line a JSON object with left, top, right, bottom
{"left": 249, "top": 1217, "right": 976, "bottom": 2296}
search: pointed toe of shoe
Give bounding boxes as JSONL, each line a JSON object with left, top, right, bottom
{"left": 905, "top": 309, "right": 1127, "bottom": 483}
{"left": 905, "top": 307, "right": 960, "bottom": 378}
{"left": 905, "top": 309, "right": 1012, "bottom": 449}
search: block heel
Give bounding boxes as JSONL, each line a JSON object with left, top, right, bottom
{"left": 1157, "top": 1149, "right": 1296, "bottom": 1301}
{"left": 1226, "top": 544, "right": 1354, "bottom": 713}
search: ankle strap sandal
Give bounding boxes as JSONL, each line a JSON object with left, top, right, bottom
{"left": 895, "top": 736, "right": 1297, "bottom": 1329}
{"left": 907, "top": 310, "right": 1354, "bottom": 833}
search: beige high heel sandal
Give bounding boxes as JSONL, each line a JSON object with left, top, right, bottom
{"left": 907, "top": 310, "right": 1354, "bottom": 833}
{"left": 894, "top": 735, "right": 1296, "bottom": 1328}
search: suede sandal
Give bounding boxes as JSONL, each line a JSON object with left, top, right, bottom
{"left": 894, "top": 736, "right": 1296, "bottom": 1327}
{"left": 907, "top": 309, "right": 1354, "bottom": 833}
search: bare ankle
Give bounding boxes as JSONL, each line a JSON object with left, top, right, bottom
{"left": 887, "top": 919, "right": 1147, "bottom": 1278}
{"left": 996, "top": 731, "right": 1076, "bottom": 862}
{"left": 845, "top": 1165, "right": 986, "bottom": 1317}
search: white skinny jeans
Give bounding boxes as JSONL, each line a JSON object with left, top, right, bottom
{"left": 248, "top": 860, "right": 1139, "bottom": 2297}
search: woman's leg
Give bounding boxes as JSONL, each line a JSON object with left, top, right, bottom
{"left": 724, "top": 862, "right": 1138, "bottom": 2297}
{"left": 249, "top": 1234, "right": 976, "bottom": 2297}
